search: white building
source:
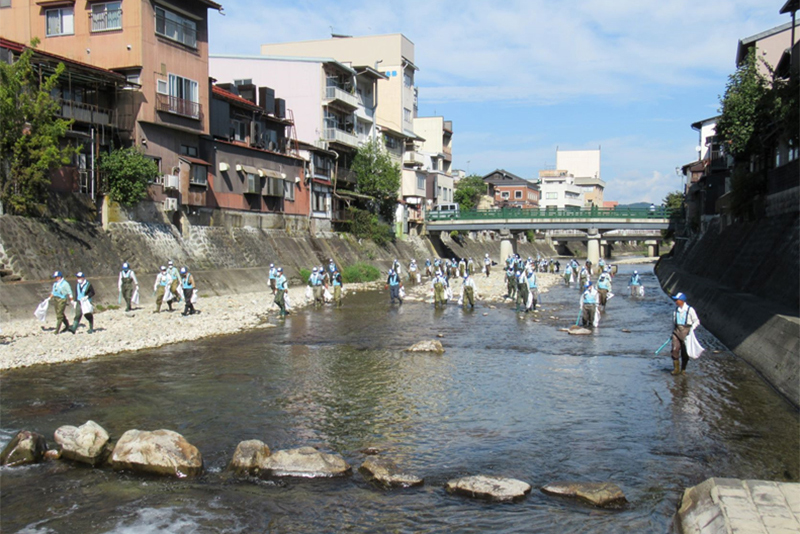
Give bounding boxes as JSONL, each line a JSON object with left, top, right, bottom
{"left": 555, "top": 149, "right": 606, "bottom": 207}
{"left": 537, "top": 170, "right": 583, "bottom": 209}
{"left": 413, "top": 116, "right": 454, "bottom": 210}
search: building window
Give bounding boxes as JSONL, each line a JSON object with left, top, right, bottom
{"left": 190, "top": 165, "right": 207, "bottom": 186}
{"left": 546, "top": 192, "right": 558, "bottom": 199}
{"left": 158, "top": 74, "right": 200, "bottom": 119}
{"left": 91, "top": 2, "right": 122, "bottom": 32}
{"left": 180, "top": 145, "right": 198, "bottom": 157}
{"left": 234, "top": 78, "right": 252, "bottom": 86}
{"left": 157, "top": 79, "right": 168, "bottom": 95}
{"left": 0, "top": 0, "right": 11, "bottom": 8}
{"left": 404, "top": 108, "right": 412, "bottom": 122}
{"left": 501, "top": 191, "right": 510, "bottom": 199}
{"left": 404, "top": 72, "right": 413, "bottom": 87}
{"left": 789, "top": 139, "right": 798, "bottom": 163}
{"left": 417, "top": 175, "right": 425, "bottom": 190}
{"left": 312, "top": 190, "right": 327, "bottom": 212}
{"left": 515, "top": 190, "right": 522, "bottom": 199}
{"left": 155, "top": 6, "right": 197, "bottom": 48}
{"left": 170, "top": 74, "right": 198, "bottom": 103}
{"left": 46, "top": 7, "right": 74, "bottom": 36}
{"left": 284, "top": 180, "right": 295, "bottom": 201}
{"left": 126, "top": 71, "right": 141, "bottom": 86}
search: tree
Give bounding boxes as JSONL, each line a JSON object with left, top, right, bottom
{"left": 0, "top": 40, "right": 79, "bottom": 215}
{"left": 453, "top": 174, "right": 486, "bottom": 210}
{"left": 350, "top": 140, "right": 401, "bottom": 222}
{"left": 97, "top": 147, "right": 159, "bottom": 207}
{"left": 662, "top": 190, "right": 684, "bottom": 239}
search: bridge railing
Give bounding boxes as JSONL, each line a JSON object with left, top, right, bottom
{"left": 426, "top": 206, "right": 678, "bottom": 221}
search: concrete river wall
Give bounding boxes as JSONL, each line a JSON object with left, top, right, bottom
{"left": 655, "top": 213, "right": 800, "bottom": 409}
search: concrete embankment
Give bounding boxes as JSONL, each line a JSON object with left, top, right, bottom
{"left": 655, "top": 214, "right": 800, "bottom": 409}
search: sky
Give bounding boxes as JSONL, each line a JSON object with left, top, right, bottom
{"left": 208, "top": 0, "right": 790, "bottom": 205}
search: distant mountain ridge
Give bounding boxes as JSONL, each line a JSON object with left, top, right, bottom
{"left": 615, "top": 202, "right": 651, "bottom": 209}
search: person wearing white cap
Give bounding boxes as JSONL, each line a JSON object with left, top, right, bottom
{"left": 462, "top": 272, "right": 475, "bottom": 309}
{"left": 49, "top": 271, "right": 74, "bottom": 334}
{"left": 274, "top": 267, "right": 288, "bottom": 317}
{"left": 268, "top": 263, "right": 278, "bottom": 295}
{"left": 180, "top": 266, "right": 196, "bottom": 316}
{"left": 118, "top": 262, "right": 138, "bottom": 311}
{"left": 71, "top": 272, "right": 95, "bottom": 333}
{"left": 167, "top": 260, "right": 181, "bottom": 304}
{"left": 629, "top": 270, "right": 642, "bottom": 297}
{"left": 153, "top": 266, "right": 170, "bottom": 313}
{"left": 432, "top": 270, "right": 447, "bottom": 308}
{"left": 483, "top": 253, "right": 491, "bottom": 277}
{"left": 670, "top": 292, "right": 699, "bottom": 375}
{"left": 579, "top": 281, "right": 599, "bottom": 328}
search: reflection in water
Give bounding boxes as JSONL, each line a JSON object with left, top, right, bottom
{"left": 1, "top": 264, "right": 797, "bottom": 533}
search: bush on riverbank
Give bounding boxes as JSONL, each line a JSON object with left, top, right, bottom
{"left": 342, "top": 263, "right": 381, "bottom": 283}
{"left": 298, "top": 269, "right": 311, "bottom": 284}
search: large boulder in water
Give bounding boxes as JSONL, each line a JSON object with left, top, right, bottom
{"left": 568, "top": 326, "right": 593, "bottom": 335}
{"left": 541, "top": 481, "right": 627, "bottom": 508}
{"left": 445, "top": 475, "right": 531, "bottom": 501}
{"left": 229, "top": 439, "right": 271, "bottom": 476}
{"left": 405, "top": 340, "right": 445, "bottom": 353}
{"left": 260, "top": 446, "right": 350, "bottom": 478}
{"left": 109, "top": 429, "right": 202, "bottom": 478}
{"left": 0, "top": 430, "right": 48, "bottom": 467}
{"left": 54, "top": 420, "right": 110, "bottom": 466}
{"left": 359, "top": 457, "right": 424, "bottom": 488}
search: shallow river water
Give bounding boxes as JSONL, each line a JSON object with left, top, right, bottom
{"left": 1, "top": 264, "right": 798, "bottom": 533}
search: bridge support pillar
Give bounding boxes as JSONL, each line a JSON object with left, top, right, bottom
{"left": 645, "top": 240, "right": 659, "bottom": 258}
{"left": 600, "top": 239, "right": 610, "bottom": 259}
{"left": 586, "top": 229, "right": 601, "bottom": 266}
{"left": 499, "top": 229, "right": 516, "bottom": 260}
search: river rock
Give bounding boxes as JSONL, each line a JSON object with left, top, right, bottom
{"left": 109, "top": 429, "right": 203, "bottom": 478}
{"left": 405, "top": 340, "right": 444, "bottom": 353}
{"left": 445, "top": 475, "right": 531, "bottom": 501}
{"left": 0, "top": 430, "right": 48, "bottom": 467}
{"left": 260, "top": 446, "right": 350, "bottom": 478}
{"left": 568, "top": 326, "right": 592, "bottom": 335}
{"left": 229, "top": 439, "right": 271, "bottom": 476}
{"left": 54, "top": 420, "right": 110, "bottom": 466}
{"left": 359, "top": 457, "right": 424, "bottom": 488}
{"left": 541, "top": 481, "right": 627, "bottom": 508}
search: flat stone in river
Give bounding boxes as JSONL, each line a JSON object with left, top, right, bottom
{"left": 54, "top": 420, "right": 110, "bottom": 466}
{"left": 541, "top": 481, "right": 627, "bottom": 508}
{"left": 359, "top": 457, "right": 423, "bottom": 488}
{"left": 260, "top": 446, "right": 351, "bottom": 478}
{"left": 445, "top": 475, "right": 531, "bottom": 501}
{"left": 109, "top": 429, "right": 203, "bottom": 478}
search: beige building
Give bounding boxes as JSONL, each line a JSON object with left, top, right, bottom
{"left": 555, "top": 149, "right": 606, "bottom": 207}
{"left": 736, "top": 19, "right": 800, "bottom": 77}
{"left": 1, "top": 0, "right": 223, "bottom": 216}
{"left": 414, "top": 116, "right": 454, "bottom": 209}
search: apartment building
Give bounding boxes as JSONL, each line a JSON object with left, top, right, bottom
{"left": 414, "top": 116, "right": 454, "bottom": 210}
{"left": 555, "top": 149, "right": 605, "bottom": 207}
{"left": 259, "top": 34, "right": 425, "bottom": 232}
{"left": 483, "top": 169, "right": 539, "bottom": 209}
{"left": 537, "top": 170, "right": 583, "bottom": 210}
{"left": 0, "top": 0, "right": 223, "bottom": 223}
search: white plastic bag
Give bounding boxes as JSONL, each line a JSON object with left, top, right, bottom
{"left": 687, "top": 330, "right": 704, "bottom": 359}
{"left": 399, "top": 287, "right": 406, "bottom": 299}
{"left": 284, "top": 293, "right": 292, "bottom": 311}
{"left": 305, "top": 286, "right": 313, "bottom": 301}
{"left": 416, "top": 273, "right": 421, "bottom": 284}
{"left": 191, "top": 290, "right": 198, "bottom": 304}
{"left": 593, "top": 306, "right": 601, "bottom": 328}
{"left": 445, "top": 287, "right": 453, "bottom": 301}
{"left": 323, "top": 289, "right": 333, "bottom": 302}
{"left": 131, "top": 287, "right": 140, "bottom": 306}
{"left": 638, "top": 286, "right": 645, "bottom": 297}
{"left": 607, "top": 292, "right": 615, "bottom": 300}
{"left": 457, "top": 295, "right": 463, "bottom": 306}
{"left": 80, "top": 298, "right": 93, "bottom": 315}
{"left": 34, "top": 299, "right": 49, "bottom": 322}
{"left": 164, "top": 288, "right": 173, "bottom": 303}
{"left": 527, "top": 292, "right": 534, "bottom": 310}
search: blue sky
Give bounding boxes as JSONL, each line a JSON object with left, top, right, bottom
{"left": 208, "top": 0, "right": 790, "bottom": 204}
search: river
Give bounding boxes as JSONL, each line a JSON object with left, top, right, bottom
{"left": 1, "top": 264, "right": 797, "bottom": 533}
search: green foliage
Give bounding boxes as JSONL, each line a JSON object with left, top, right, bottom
{"left": 351, "top": 140, "right": 401, "bottom": 222}
{"left": 341, "top": 262, "right": 380, "bottom": 283}
{"left": 661, "top": 191, "right": 684, "bottom": 239}
{"left": 298, "top": 268, "right": 311, "bottom": 285}
{"left": 348, "top": 206, "right": 394, "bottom": 247}
{"left": 526, "top": 230, "right": 535, "bottom": 243}
{"left": 0, "top": 40, "right": 79, "bottom": 215}
{"left": 98, "top": 147, "right": 159, "bottom": 207}
{"left": 453, "top": 174, "right": 486, "bottom": 210}
{"left": 716, "top": 49, "right": 771, "bottom": 159}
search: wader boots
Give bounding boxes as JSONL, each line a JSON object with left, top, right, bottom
{"left": 671, "top": 359, "right": 681, "bottom": 375}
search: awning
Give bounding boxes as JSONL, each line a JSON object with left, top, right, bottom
{"left": 236, "top": 164, "right": 259, "bottom": 174}
{"left": 259, "top": 168, "right": 285, "bottom": 179}
{"left": 180, "top": 156, "right": 211, "bottom": 166}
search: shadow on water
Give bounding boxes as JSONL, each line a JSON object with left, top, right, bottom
{"left": 1, "top": 263, "right": 797, "bottom": 533}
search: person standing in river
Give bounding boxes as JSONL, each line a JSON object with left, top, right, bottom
{"left": 50, "top": 271, "right": 74, "bottom": 334}
{"left": 579, "top": 281, "right": 599, "bottom": 328}
{"left": 462, "top": 272, "right": 475, "bottom": 309}
{"left": 70, "top": 271, "right": 95, "bottom": 333}
{"left": 629, "top": 270, "right": 642, "bottom": 296}
{"left": 332, "top": 269, "right": 343, "bottom": 307}
{"left": 118, "top": 262, "right": 138, "bottom": 311}
{"left": 387, "top": 269, "right": 403, "bottom": 305}
{"left": 274, "top": 267, "right": 288, "bottom": 317}
{"left": 670, "top": 292, "right": 699, "bottom": 375}
{"left": 432, "top": 270, "right": 447, "bottom": 308}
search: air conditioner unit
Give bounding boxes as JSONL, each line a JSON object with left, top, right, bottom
{"left": 163, "top": 197, "right": 178, "bottom": 212}
{"left": 164, "top": 174, "right": 180, "bottom": 191}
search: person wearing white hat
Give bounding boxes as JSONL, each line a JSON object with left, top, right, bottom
{"left": 579, "top": 281, "right": 599, "bottom": 328}
{"left": 49, "top": 271, "right": 74, "bottom": 334}
{"left": 432, "top": 270, "right": 447, "bottom": 308}
{"left": 180, "top": 266, "right": 196, "bottom": 316}
{"left": 268, "top": 263, "right": 278, "bottom": 295}
{"left": 483, "top": 253, "right": 491, "bottom": 277}
{"left": 629, "top": 270, "right": 642, "bottom": 297}
{"left": 670, "top": 292, "right": 699, "bottom": 375}
{"left": 153, "top": 266, "right": 170, "bottom": 313}
{"left": 71, "top": 271, "right": 95, "bottom": 333}
{"left": 274, "top": 267, "right": 289, "bottom": 317}
{"left": 118, "top": 262, "right": 138, "bottom": 311}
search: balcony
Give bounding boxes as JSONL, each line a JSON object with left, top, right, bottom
{"left": 156, "top": 93, "right": 202, "bottom": 120}
{"left": 57, "top": 99, "right": 115, "bottom": 126}
{"left": 403, "top": 151, "right": 424, "bottom": 167}
{"left": 324, "top": 86, "right": 359, "bottom": 110}
{"left": 90, "top": 9, "right": 122, "bottom": 32}
{"left": 443, "top": 145, "right": 452, "bottom": 162}
{"left": 323, "top": 128, "right": 358, "bottom": 149}
{"left": 707, "top": 150, "right": 731, "bottom": 171}
{"left": 155, "top": 14, "right": 197, "bottom": 48}
{"left": 337, "top": 168, "right": 358, "bottom": 185}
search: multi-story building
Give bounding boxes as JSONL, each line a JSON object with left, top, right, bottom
{"left": 555, "top": 149, "right": 605, "bottom": 207}
{"left": 736, "top": 18, "right": 800, "bottom": 77}
{"left": 537, "top": 170, "right": 583, "bottom": 210}
{"left": 259, "top": 34, "right": 425, "bottom": 233}
{"left": 0, "top": 37, "right": 134, "bottom": 204}
{"left": 414, "top": 116, "right": 454, "bottom": 213}
{"left": 483, "top": 169, "right": 539, "bottom": 209}
{"left": 208, "top": 54, "right": 384, "bottom": 231}
{"left": 0, "top": 0, "right": 224, "bottom": 225}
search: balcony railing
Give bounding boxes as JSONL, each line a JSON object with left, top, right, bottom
{"left": 708, "top": 149, "right": 730, "bottom": 171}
{"left": 337, "top": 168, "right": 358, "bottom": 184}
{"left": 155, "top": 14, "right": 197, "bottom": 48}
{"left": 56, "top": 99, "right": 115, "bottom": 126}
{"left": 403, "top": 151, "right": 424, "bottom": 166}
{"left": 156, "top": 93, "right": 201, "bottom": 120}
{"left": 91, "top": 9, "right": 122, "bottom": 32}
{"left": 323, "top": 128, "right": 358, "bottom": 148}
{"left": 325, "top": 86, "right": 358, "bottom": 109}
